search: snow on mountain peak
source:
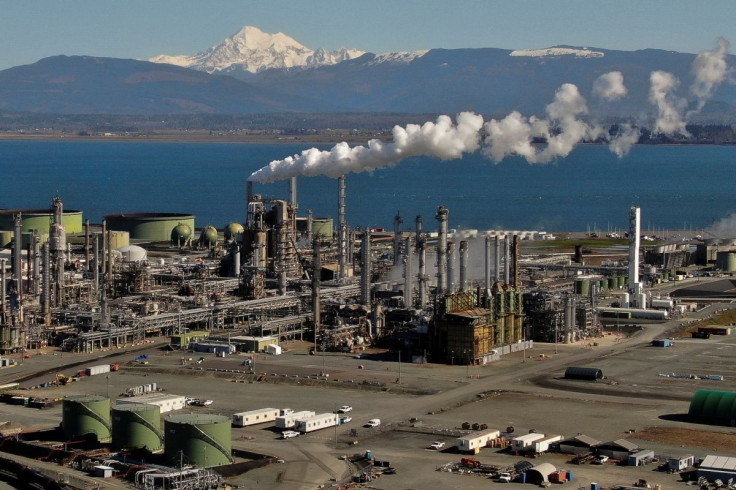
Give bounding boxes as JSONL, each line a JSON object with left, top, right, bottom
{"left": 149, "top": 25, "right": 365, "bottom": 74}
{"left": 509, "top": 47, "right": 604, "bottom": 58}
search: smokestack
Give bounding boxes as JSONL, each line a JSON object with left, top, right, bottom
{"left": 485, "top": 235, "right": 492, "bottom": 291}
{"left": 41, "top": 242, "right": 50, "bottom": 324}
{"left": 447, "top": 241, "right": 456, "bottom": 294}
{"left": 289, "top": 176, "right": 298, "bottom": 211}
{"left": 459, "top": 240, "right": 468, "bottom": 292}
{"left": 107, "top": 230, "right": 113, "bottom": 286}
{"left": 393, "top": 212, "right": 403, "bottom": 266}
{"left": 404, "top": 237, "right": 413, "bottom": 307}
{"left": 85, "top": 219, "right": 90, "bottom": 271}
{"left": 436, "top": 206, "right": 448, "bottom": 294}
{"left": 312, "top": 237, "right": 321, "bottom": 332}
{"left": 504, "top": 236, "right": 510, "bottom": 284}
{"left": 0, "top": 259, "right": 6, "bottom": 316}
{"left": 101, "top": 219, "right": 107, "bottom": 283}
{"left": 32, "top": 232, "right": 40, "bottom": 301}
{"left": 415, "top": 215, "right": 423, "bottom": 244}
{"left": 233, "top": 245, "right": 240, "bottom": 278}
{"left": 247, "top": 180, "right": 254, "bottom": 206}
{"left": 417, "top": 236, "right": 427, "bottom": 308}
{"left": 307, "top": 209, "right": 313, "bottom": 242}
{"left": 338, "top": 176, "right": 346, "bottom": 281}
{"left": 12, "top": 214, "right": 22, "bottom": 302}
{"left": 628, "top": 206, "right": 641, "bottom": 293}
{"left": 93, "top": 234, "right": 100, "bottom": 296}
{"left": 513, "top": 234, "right": 520, "bottom": 288}
{"left": 494, "top": 236, "right": 501, "bottom": 283}
{"left": 360, "top": 231, "right": 371, "bottom": 306}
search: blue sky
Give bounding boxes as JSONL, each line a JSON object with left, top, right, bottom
{"left": 1, "top": 0, "right": 734, "bottom": 71}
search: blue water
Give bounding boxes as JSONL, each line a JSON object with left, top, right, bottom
{"left": 1, "top": 140, "right": 734, "bottom": 232}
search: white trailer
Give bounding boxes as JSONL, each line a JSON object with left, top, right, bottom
{"left": 275, "top": 411, "right": 316, "bottom": 429}
{"left": 266, "top": 344, "right": 282, "bottom": 355}
{"left": 86, "top": 364, "right": 111, "bottom": 376}
{"left": 232, "top": 408, "right": 280, "bottom": 427}
{"left": 294, "top": 413, "right": 338, "bottom": 433}
{"left": 533, "top": 434, "right": 563, "bottom": 454}
{"left": 456, "top": 429, "right": 501, "bottom": 454}
{"left": 511, "top": 433, "right": 546, "bottom": 451}
{"left": 116, "top": 393, "right": 187, "bottom": 413}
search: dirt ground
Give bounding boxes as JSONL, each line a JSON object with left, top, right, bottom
{"left": 634, "top": 427, "right": 736, "bottom": 451}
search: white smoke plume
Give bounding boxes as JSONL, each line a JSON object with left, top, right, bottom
{"left": 609, "top": 124, "right": 641, "bottom": 157}
{"left": 483, "top": 83, "right": 602, "bottom": 163}
{"left": 593, "top": 71, "right": 628, "bottom": 100}
{"left": 691, "top": 38, "right": 732, "bottom": 109}
{"left": 249, "top": 112, "right": 484, "bottom": 182}
{"left": 649, "top": 70, "right": 689, "bottom": 136}
{"left": 708, "top": 213, "right": 736, "bottom": 240}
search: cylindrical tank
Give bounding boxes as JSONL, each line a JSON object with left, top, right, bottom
{"left": 62, "top": 395, "right": 111, "bottom": 442}
{"left": 598, "top": 279, "right": 607, "bottom": 291}
{"left": 608, "top": 277, "right": 616, "bottom": 289}
{"left": 111, "top": 404, "right": 162, "bottom": 451}
{"left": 105, "top": 213, "right": 195, "bottom": 242}
{"left": 716, "top": 251, "right": 736, "bottom": 272}
{"left": 200, "top": 225, "right": 218, "bottom": 248}
{"left": 0, "top": 209, "right": 84, "bottom": 235}
{"left": 574, "top": 279, "right": 590, "bottom": 296}
{"left": 164, "top": 414, "right": 232, "bottom": 467}
{"left": 224, "top": 222, "right": 244, "bottom": 241}
{"left": 0, "top": 230, "right": 12, "bottom": 247}
{"left": 108, "top": 230, "right": 130, "bottom": 249}
{"left": 311, "top": 218, "right": 334, "bottom": 240}
{"left": 171, "top": 223, "right": 193, "bottom": 245}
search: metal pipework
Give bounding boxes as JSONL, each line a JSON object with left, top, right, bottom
{"left": 101, "top": 219, "right": 107, "bottom": 283}
{"left": 93, "top": 233, "right": 100, "bottom": 296}
{"left": 403, "top": 237, "right": 413, "bottom": 307}
{"left": 41, "top": 242, "right": 50, "bottom": 324}
{"left": 447, "top": 241, "right": 456, "bottom": 294}
{"left": 312, "top": 237, "right": 321, "bottom": 331}
{"left": 360, "top": 231, "right": 371, "bottom": 306}
{"left": 307, "top": 209, "right": 313, "bottom": 242}
{"left": 435, "top": 206, "right": 449, "bottom": 294}
{"left": 0, "top": 259, "right": 6, "bottom": 315}
{"left": 459, "top": 240, "right": 468, "bottom": 292}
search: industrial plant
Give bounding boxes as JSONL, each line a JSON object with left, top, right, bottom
{"left": 1, "top": 175, "right": 736, "bottom": 489}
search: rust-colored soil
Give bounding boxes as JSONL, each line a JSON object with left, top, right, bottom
{"left": 633, "top": 426, "right": 736, "bottom": 451}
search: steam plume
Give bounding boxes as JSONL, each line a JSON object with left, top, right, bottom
{"left": 593, "top": 71, "right": 628, "bottom": 100}
{"left": 609, "top": 124, "right": 641, "bottom": 157}
{"left": 649, "top": 70, "right": 688, "bottom": 136}
{"left": 690, "top": 38, "right": 732, "bottom": 112}
{"left": 249, "top": 112, "right": 483, "bottom": 182}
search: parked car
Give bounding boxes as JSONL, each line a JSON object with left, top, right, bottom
{"left": 366, "top": 418, "right": 381, "bottom": 427}
{"left": 340, "top": 416, "right": 353, "bottom": 424}
{"left": 337, "top": 405, "right": 353, "bottom": 413}
{"left": 498, "top": 472, "right": 512, "bottom": 483}
{"left": 282, "top": 430, "right": 300, "bottom": 439}
{"left": 429, "top": 441, "right": 445, "bottom": 450}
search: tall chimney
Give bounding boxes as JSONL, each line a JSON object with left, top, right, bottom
{"left": 628, "top": 206, "right": 641, "bottom": 293}
{"left": 459, "top": 240, "right": 468, "bottom": 292}
{"left": 415, "top": 215, "right": 423, "bottom": 244}
{"left": 12, "top": 214, "right": 22, "bottom": 302}
{"left": 360, "top": 231, "right": 371, "bottom": 306}
{"left": 494, "top": 235, "right": 501, "bottom": 283}
{"left": 101, "top": 219, "right": 107, "bottom": 284}
{"left": 485, "top": 235, "right": 492, "bottom": 291}
{"left": 417, "top": 236, "right": 427, "bottom": 308}
{"left": 393, "top": 212, "right": 403, "bottom": 266}
{"left": 513, "top": 234, "right": 520, "bottom": 288}
{"left": 85, "top": 219, "right": 91, "bottom": 271}
{"left": 435, "top": 206, "right": 448, "bottom": 294}
{"left": 0, "top": 259, "right": 6, "bottom": 316}
{"left": 289, "top": 176, "right": 298, "bottom": 211}
{"left": 403, "top": 237, "right": 413, "bottom": 307}
{"left": 447, "top": 241, "right": 456, "bottom": 294}
{"left": 504, "top": 236, "right": 510, "bottom": 284}
{"left": 338, "top": 176, "right": 346, "bottom": 281}
{"left": 42, "top": 242, "right": 50, "bottom": 324}
{"left": 93, "top": 234, "right": 100, "bottom": 296}
{"left": 32, "top": 232, "right": 40, "bottom": 300}
{"left": 312, "top": 237, "right": 321, "bottom": 332}
{"left": 247, "top": 180, "right": 254, "bottom": 206}
{"left": 307, "top": 209, "right": 313, "bottom": 242}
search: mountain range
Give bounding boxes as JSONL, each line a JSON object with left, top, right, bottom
{"left": 0, "top": 26, "right": 734, "bottom": 124}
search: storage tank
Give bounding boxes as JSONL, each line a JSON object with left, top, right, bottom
{"left": 0, "top": 230, "right": 13, "bottom": 247}
{"left": 171, "top": 223, "right": 193, "bottom": 246}
{"left": 105, "top": 213, "right": 195, "bottom": 242}
{"left": 200, "top": 225, "right": 219, "bottom": 248}
{"left": 108, "top": 230, "right": 130, "bottom": 249}
{"left": 112, "top": 404, "right": 163, "bottom": 451}
{"left": 224, "top": 222, "right": 244, "bottom": 241}
{"left": 716, "top": 251, "right": 736, "bottom": 272}
{"left": 607, "top": 277, "right": 616, "bottom": 289}
{"left": 0, "top": 208, "right": 83, "bottom": 235}
{"left": 164, "top": 414, "right": 233, "bottom": 467}
{"left": 574, "top": 279, "right": 590, "bottom": 296}
{"left": 311, "top": 218, "right": 334, "bottom": 240}
{"left": 62, "top": 395, "right": 111, "bottom": 442}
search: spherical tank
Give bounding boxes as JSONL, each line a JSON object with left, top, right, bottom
{"left": 0, "top": 209, "right": 83, "bottom": 235}
{"left": 112, "top": 404, "right": 163, "bottom": 451}
{"left": 164, "top": 414, "right": 232, "bottom": 467}
{"left": 224, "top": 222, "right": 244, "bottom": 241}
{"left": 200, "top": 225, "right": 219, "bottom": 248}
{"left": 104, "top": 213, "right": 195, "bottom": 242}
{"left": 62, "top": 395, "right": 111, "bottom": 442}
{"left": 171, "top": 223, "right": 193, "bottom": 245}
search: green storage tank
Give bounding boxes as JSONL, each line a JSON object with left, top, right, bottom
{"left": 0, "top": 230, "right": 13, "bottom": 247}
{"left": 608, "top": 277, "right": 616, "bottom": 289}
{"left": 716, "top": 252, "right": 736, "bottom": 273}
{"left": 688, "top": 389, "right": 736, "bottom": 426}
{"left": 112, "top": 404, "right": 163, "bottom": 451}
{"left": 224, "top": 222, "right": 244, "bottom": 241}
{"left": 164, "top": 414, "right": 233, "bottom": 467}
{"left": 0, "top": 209, "right": 83, "bottom": 235}
{"left": 62, "top": 395, "right": 111, "bottom": 442}
{"left": 311, "top": 218, "right": 334, "bottom": 240}
{"left": 105, "top": 213, "right": 195, "bottom": 242}
{"left": 574, "top": 279, "right": 590, "bottom": 296}
{"left": 200, "top": 225, "right": 219, "bottom": 248}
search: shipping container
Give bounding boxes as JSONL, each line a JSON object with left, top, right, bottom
{"left": 294, "top": 413, "right": 338, "bottom": 433}
{"left": 86, "top": 364, "right": 111, "bottom": 376}
{"left": 232, "top": 408, "right": 280, "bottom": 427}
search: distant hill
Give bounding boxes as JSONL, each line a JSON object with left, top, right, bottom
{"left": 0, "top": 45, "right": 734, "bottom": 124}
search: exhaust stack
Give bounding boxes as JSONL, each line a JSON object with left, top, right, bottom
{"left": 435, "top": 206, "right": 448, "bottom": 294}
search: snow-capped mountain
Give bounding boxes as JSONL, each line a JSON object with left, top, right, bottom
{"left": 149, "top": 26, "right": 364, "bottom": 75}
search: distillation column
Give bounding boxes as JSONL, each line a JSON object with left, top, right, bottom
{"left": 403, "top": 237, "right": 413, "bottom": 307}
{"left": 393, "top": 212, "right": 403, "bottom": 266}
{"left": 485, "top": 235, "right": 492, "bottom": 292}
{"left": 504, "top": 235, "right": 510, "bottom": 284}
{"left": 360, "top": 231, "right": 371, "bottom": 307}
{"left": 338, "top": 176, "right": 347, "bottom": 281}
{"left": 447, "top": 241, "right": 456, "bottom": 294}
{"left": 435, "top": 206, "right": 448, "bottom": 294}
{"left": 417, "top": 236, "right": 427, "bottom": 308}
{"left": 459, "top": 240, "right": 468, "bottom": 292}
{"left": 312, "top": 237, "right": 321, "bottom": 332}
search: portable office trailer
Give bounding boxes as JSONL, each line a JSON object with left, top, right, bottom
{"left": 116, "top": 393, "right": 186, "bottom": 414}
{"left": 668, "top": 455, "right": 695, "bottom": 471}
{"left": 456, "top": 429, "right": 501, "bottom": 454}
{"left": 232, "top": 408, "right": 280, "bottom": 427}
{"left": 628, "top": 449, "right": 655, "bottom": 466}
{"left": 533, "top": 434, "right": 563, "bottom": 454}
{"left": 86, "top": 364, "right": 111, "bottom": 376}
{"left": 511, "top": 433, "right": 546, "bottom": 451}
{"left": 294, "top": 413, "right": 338, "bottom": 433}
{"left": 275, "top": 411, "right": 316, "bottom": 429}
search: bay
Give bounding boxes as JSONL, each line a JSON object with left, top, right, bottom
{"left": 0, "top": 140, "right": 734, "bottom": 233}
